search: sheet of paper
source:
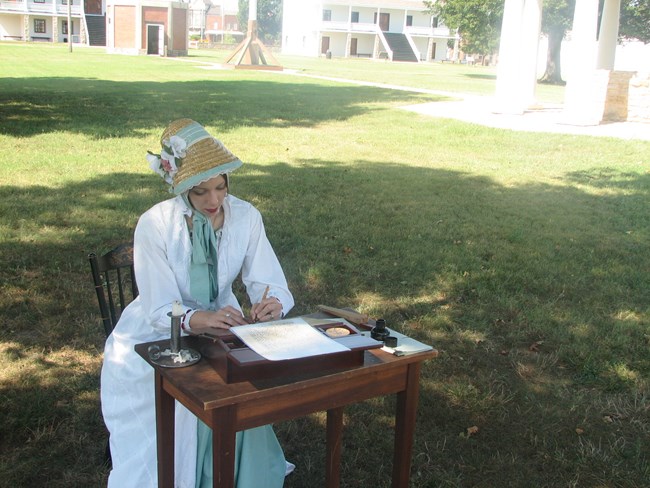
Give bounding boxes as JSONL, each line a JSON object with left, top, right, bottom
{"left": 359, "top": 328, "right": 433, "bottom": 356}
{"left": 231, "top": 317, "right": 350, "bottom": 361}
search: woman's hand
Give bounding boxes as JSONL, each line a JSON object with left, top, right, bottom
{"left": 251, "top": 297, "right": 282, "bottom": 323}
{"left": 189, "top": 306, "right": 248, "bottom": 331}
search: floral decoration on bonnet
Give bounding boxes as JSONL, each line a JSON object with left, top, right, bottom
{"left": 147, "top": 135, "right": 187, "bottom": 185}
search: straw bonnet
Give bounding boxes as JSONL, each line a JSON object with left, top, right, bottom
{"left": 146, "top": 118, "right": 242, "bottom": 195}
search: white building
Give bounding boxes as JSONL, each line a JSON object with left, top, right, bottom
{"left": 187, "top": 0, "right": 242, "bottom": 43}
{"left": 281, "top": 0, "right": 456, "bottom": 62}
{"left": 0, "top": 0, "right": 106, "bottom": 45}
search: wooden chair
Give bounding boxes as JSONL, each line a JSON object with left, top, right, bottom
{"left": 89, "top": 242, "right": 139, "bottom": 338}
{"left": 89, "top": 242, "right": 138, "bottom": 466}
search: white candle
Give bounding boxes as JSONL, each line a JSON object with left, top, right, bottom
{"left": 172, "top": 300, "right": 183, "bottom": 316}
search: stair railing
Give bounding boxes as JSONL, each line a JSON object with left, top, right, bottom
{"left": 376, "top": 29, "right": 393, "bottom": 61}
{"left": 403, "top": 31, "right": 420, "bottom": 62}
{"left": 80, "top": 0, "right": 89, "bottom": 46}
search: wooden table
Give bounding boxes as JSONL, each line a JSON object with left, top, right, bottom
{"left": 135, "top": 334, "right": 437, "bottom": 488}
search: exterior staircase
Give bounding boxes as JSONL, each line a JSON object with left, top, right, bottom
{"left": 383, "top": 32, "right": 417, "bottom": 62}
{"left": 86, "top": 15, "right": 106, "bottom": 46}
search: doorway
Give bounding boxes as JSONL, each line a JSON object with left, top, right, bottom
{"left": 321, "top": 36, "right": 330, "bottom": 55}
{"left": 146, "top": 24, "right": 164, "bottom": 55}
{"left": 350, "top": 38, "right": 357, "bottom": 56}
{"left": 373, "top": 12, "right": 390, "bottom": 32}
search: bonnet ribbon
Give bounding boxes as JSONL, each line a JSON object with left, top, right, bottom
{"left": 182, "top": 194, "right": 219, "bottom": 307}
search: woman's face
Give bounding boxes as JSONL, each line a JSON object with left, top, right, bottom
{"left": 188, "top": 175, "right": 228, "bottom": 219}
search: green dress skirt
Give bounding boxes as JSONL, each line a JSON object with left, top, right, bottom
{"left": 196, "top": 420, "right": 287, "bottom": 488}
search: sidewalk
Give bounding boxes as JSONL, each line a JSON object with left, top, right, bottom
{"left": 189, "top": 60, "right": 649, "bottom": 141}
{"left": 287, "top": 72, "right": 650, "bottom": 141}
{"left": 400, "top": 97, "right": 650, "bottom": 141}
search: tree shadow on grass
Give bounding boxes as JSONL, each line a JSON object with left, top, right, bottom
{"left": 0, "top": 77, "right": 442, "bottom": 138}
{"left": 464, "top": 73, "right": 497, "bottom": 81}
{"left": 1, "top": 159, "right": 649, "bottom": 486}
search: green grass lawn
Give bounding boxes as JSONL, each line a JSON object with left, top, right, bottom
{"left": 0, "top": 43, "right": 648, "bottom": 487}
{"left": 189, "top": 47, "right": 566, "bottom": 103}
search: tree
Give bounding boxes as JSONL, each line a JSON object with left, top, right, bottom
{"left": 421, "top": 0, "right": 650, "bottom": 86}
{"left": 539, "top": 0, "right": 574, "bottom": 85}
{"left": 238, "top": 0, "right": 282, "bottom": 45}
{"left": 428, "top": 0, "right": 572, "bottom": 84}
{"left": 424, "top": 0, "right": 504, "bottom": 59}
{"left": 619, "top": 0, "right": 650, "bottom": 42}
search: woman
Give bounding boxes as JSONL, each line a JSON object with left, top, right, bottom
{"left": 101, "top": 119, "right": 294, "bottom": 488}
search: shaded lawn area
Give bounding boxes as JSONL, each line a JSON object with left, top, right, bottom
{"left": 0, "top": 44, "right": 648, "bottom": 487}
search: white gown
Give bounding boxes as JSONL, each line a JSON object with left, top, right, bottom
{"left": 101, "top": 194, "right": 294, "bottom": 488}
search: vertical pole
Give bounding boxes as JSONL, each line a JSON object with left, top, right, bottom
{"left": 249, "top": 0, "right": 257, "bottom": 24}
{"left": 563, "top": 0, "right": 601, "bottom": 124}
{"left": 495, "top": 0, "right": 525, "bottom": 113}
{"left": 67, "top": 0, "right": 72, "bottom": 52}
{"left": 520, "top": 0, "right": 542, "bottom": 108}
{"left": 248, "top": 0, "right": 258, "bottom": 63}
{"left": 596, "top": 0, "right": 621, "bottom": 70}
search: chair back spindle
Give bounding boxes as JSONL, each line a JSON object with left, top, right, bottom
{"left": 89, "top": 242, "right": 138, "bottom": 337}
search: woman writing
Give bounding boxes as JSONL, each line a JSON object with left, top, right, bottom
{"left": 101, "top": 119, "right": 294, "bottom": 487}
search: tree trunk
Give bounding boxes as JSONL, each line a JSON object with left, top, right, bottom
{"left": 539, "top": 28, "right": 565, "bottom": 85}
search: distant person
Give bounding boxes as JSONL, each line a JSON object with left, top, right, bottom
{"left": 101, "top": 118, "right": 294, "bottom": 487}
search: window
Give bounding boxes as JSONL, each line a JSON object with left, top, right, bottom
{"left": 406, "top": 15, "right": 413, "bottom": 27}
{"left": 351, "top": 11, "right": 359, "bottom": 23}
{"left": 34, "top": 19, "right": 46, "bottom": 33}
{"left": 33, "top": 0, "right": 45, "bottom": 3}
{"left": 322, "top": 9, "right": 331, "bottom": 21}
{"left": 62, "top": 20, "right": 68, "bottom": 34}
{"left": 432, "top": 16, "right": 439, "bottom": 28}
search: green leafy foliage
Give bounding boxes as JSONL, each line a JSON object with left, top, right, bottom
{"left": 620, "top": 0, "right": 650, "bottom": 42}
{"left": 237, "top": 0, "right": 282, "bottom": 44}
{"left": 424, "top": 0, "right": 504, "bottom": 56}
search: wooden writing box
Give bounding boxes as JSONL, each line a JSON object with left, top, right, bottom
{"left": 198, "top": 322, "right": 383, "bottom": 383}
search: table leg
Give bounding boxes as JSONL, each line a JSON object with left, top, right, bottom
{"left": 326, "top": 406, "right": 344, "bottom": 488}
{"left": 211, "top": 406, "right": 237, "bottom": 488}
{"left": 392, "top": 362, "right": 422, "bottom": 488}
{"left": 155, "top": 371, "right": 175, "bottom": 488}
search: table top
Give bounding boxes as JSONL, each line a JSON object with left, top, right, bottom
{"left": 135, "top": 335, "right": 437, "bottom": 412}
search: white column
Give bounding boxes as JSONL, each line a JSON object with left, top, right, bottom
{"left": 494, "top": 0, "right": 542, "bottom": 113}
{"left": 520, "top": 0, "right": 542, "bottom": 107}
{"left": 135, "top": 2, "right": 142, "bottom": 53}
{"left": 494, "top": 0, "right": 525, "bottom": 113}
{"left": 167, "top": 3, "right": 173, "bottom": 56}
{"left": 452, "top": 30, "right": 459, "bottom": 61}
{"left": 249, "top": 0, "right": 257, "bottom": 22}
{"left": 596, "top": 0, "right": 621, "bottom": 69}
{"left": 563, "top": 0, "right": 601, "bottom": 124}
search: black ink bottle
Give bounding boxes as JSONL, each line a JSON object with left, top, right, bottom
{"left": 371, "top": 318, "right": 390, "bottom": 342}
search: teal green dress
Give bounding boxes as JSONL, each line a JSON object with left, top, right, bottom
{"left": 185, "top": 202, "right": 288, "bottom": 488}
{"left": 195, "top": 421, "right": 288, "bottom": 488}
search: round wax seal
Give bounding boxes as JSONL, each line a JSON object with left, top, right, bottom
{"left": 325, "top": 327, "right": 351, "bottom": 338}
